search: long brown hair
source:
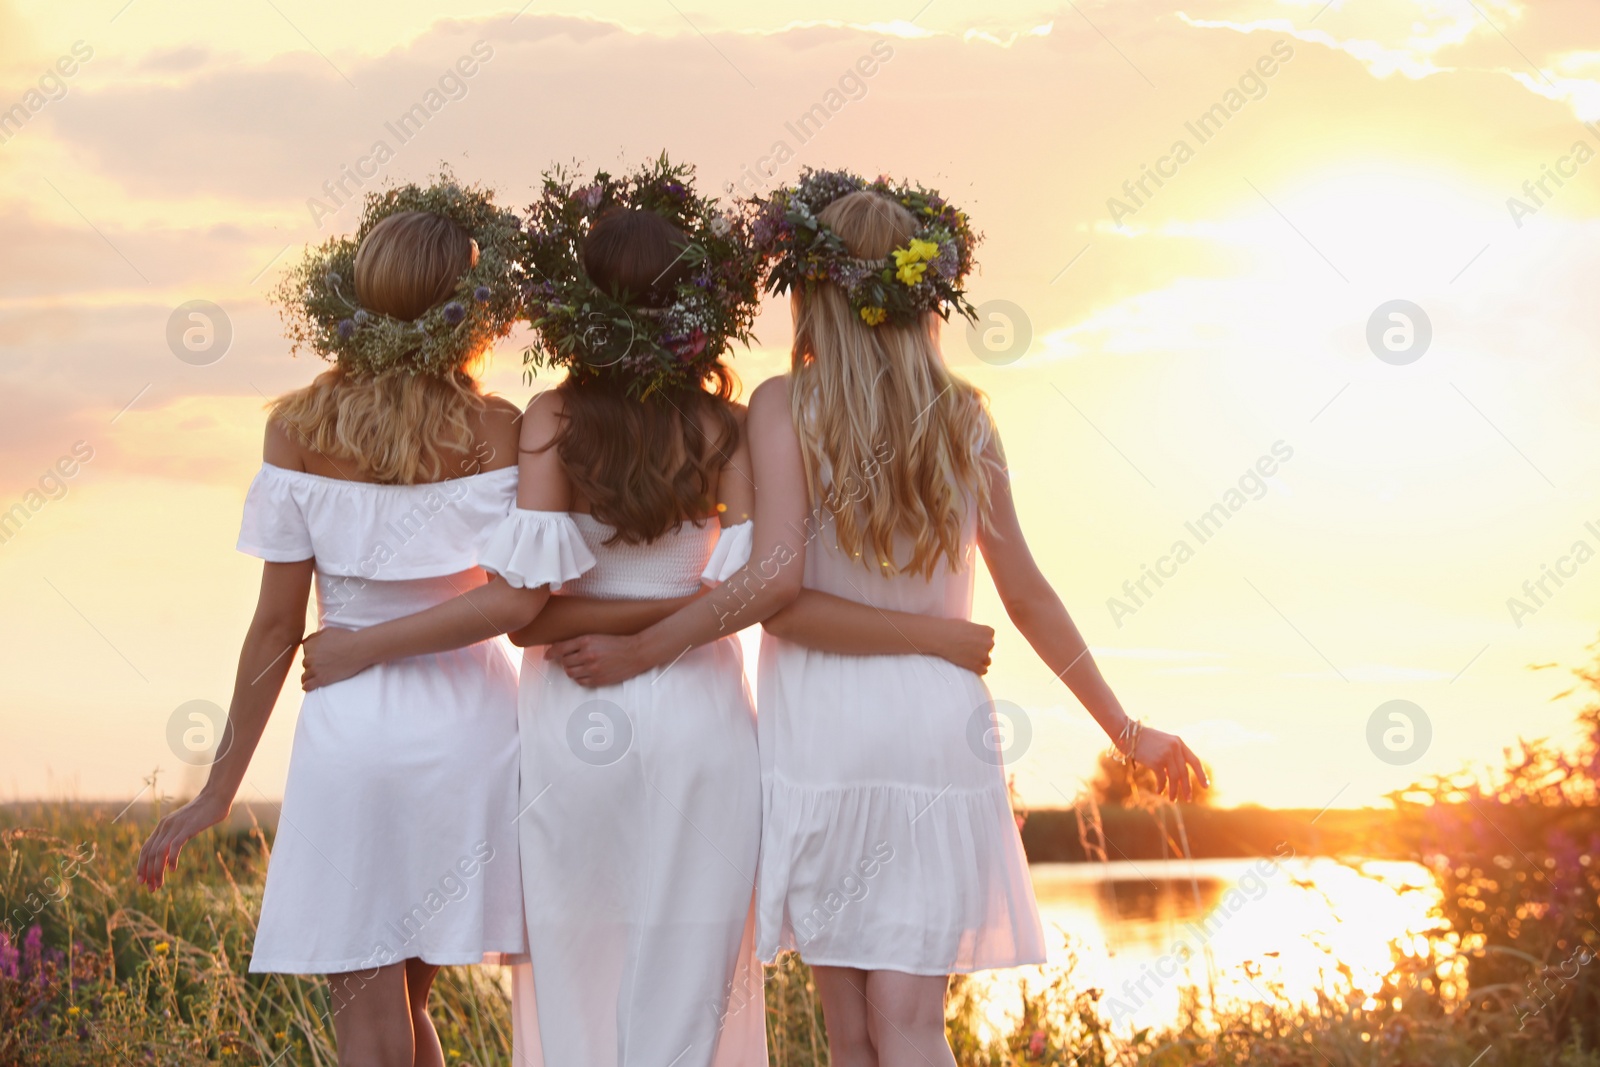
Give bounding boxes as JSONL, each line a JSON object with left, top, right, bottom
{"left": 271, "top": 212, "right": 488, "bottom": 485}
{"left": 791, "top": 190, "right": 998, "bottom": 576}
{"left": 553, "top": 208, "right": 739, "bottom": 542}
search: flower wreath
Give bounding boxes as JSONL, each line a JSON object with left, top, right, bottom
{"left": 751, "top": 168, "right": 981, "bottom": 328}
{"left": 274, "top": 172, "right": 528, "bottom": 378}
{"left": 521, "top": 153, "right": 764, "bottom": 397}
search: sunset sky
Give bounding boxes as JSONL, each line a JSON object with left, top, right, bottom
{"left": 3, "top": 0, "right": 1598, "bottom": 811}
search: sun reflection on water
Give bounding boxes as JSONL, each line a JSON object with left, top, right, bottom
{"left": 969, "top": 857, "right": 1444, "bottom": 1036}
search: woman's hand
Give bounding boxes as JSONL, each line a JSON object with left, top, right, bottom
{"left": 301, "top": 628, "right": 370, "bottom": 691}
{"left": 136, "top": 792, "right": 231, "bottom": 889}
{"left": 1129, "top": 726, "right": 1209, "bottom": 803}
{"left": 545, "top": 633, "right": 654, "bottom": 688}
{"left": 932, "top": 619, "right": 995, "bottom": 675}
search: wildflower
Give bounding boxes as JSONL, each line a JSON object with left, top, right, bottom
{"left": 473, "top": 286, "right": 492, "bottom": 304}
{"left": 891, "top": 238, "right": 938, "bottom": 285}
{"left": 442, "top": 302, "right": 466, "bottom": 325}
{"left": 24, "top": 926, "right": 43, "bottom": 973}
{"left": 0, "top": 930, "right": 17, "bottom": 980}
{"left": 895, "top": 261, "right": 927, "bottom": 286}
{"left": 859, "top": 306, "right": 888, "bottom": 326}
{"left": 153, "top": 941, "right": 170, "bottom": 955}
{"left": 67, "top": 1005, "right": 81, "bottom": 1016}
{"left": 336, "top": 319, "right": 355, "bottom": 340}
{"left": 1029, "top": 1028, "right": 1046, "bottom": 1056}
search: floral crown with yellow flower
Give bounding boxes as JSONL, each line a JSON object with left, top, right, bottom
{"left": 750, "top": 168, "right": 980, "bottom": 328}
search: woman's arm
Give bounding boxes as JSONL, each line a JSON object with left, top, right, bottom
{"left": 977, "top": 438, "right": 1207, "bottom": 801}
{"left": 508, "top": 591, "right": 703, "bottom": 646}
{"left": 137, "top": 558, "right": 313, "bottom": 888}
{"left": 544, "top": 377, "right": 809, "bottom": 687}
{"left": 763, "top": 590, "right": 996, "bottom": 674}
{"left": 300, "top": 393, "right": 570, "bottom": 689}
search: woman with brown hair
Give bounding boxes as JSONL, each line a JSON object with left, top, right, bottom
{"left": 299, "top": 161, "right": 994, "bottom": 1066}
{"left": 136, "top": 184, "right": 546, "bottom": 1066}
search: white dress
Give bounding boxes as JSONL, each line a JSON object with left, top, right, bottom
{"left": 483, "top": 512, "right": 765, "bottom": 1067}
{"left": 756, "top": 504, "right": 1046, "bottom": 974}
{"left": 238, "top": 463, "right": 530, "bottom": 974}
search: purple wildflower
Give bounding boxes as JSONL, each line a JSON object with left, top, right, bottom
{"left": 473, "top": 286, "right": 492, "bottom": 304}
{"left": 337, "top": 318, "right": 355, "bottom": 339}
{"left": 442, "top": 302, "right": 466, "bottom": 325}
{"left": 0, "top": 930, "right": 18, "bottom": 979}
{"left": 23, "top": 925, "right": 42, "bottom": 976}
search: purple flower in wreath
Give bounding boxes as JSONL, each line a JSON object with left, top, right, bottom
{"left": 473, "top": 286, "right": 492, "bottom": 304}
{"left": 442, "top": 302, "right": 466, "bottom": 325}
{"left": 664, "top": 181, "right": 686, "bottom": 199}
{"left": 337, "top": 318, "right": 355, "bottom": 340}
{"left": 667, "top": 329, "right": 708, "bottom": 361}
{"left": 574, "top": 184, "right": 604, "bottom": 212}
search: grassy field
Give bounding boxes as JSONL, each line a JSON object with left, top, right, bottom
{"left": 4, "top": 646, "right": 1599, "bottom": 1066}
{"left": 1, "top": 793, "right": 1594, "bottom": 1067}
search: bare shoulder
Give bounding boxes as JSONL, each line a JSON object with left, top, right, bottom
{"left": 748, "top": 375, "right": 800, "bottom": 451}
{"left": 518, "top": 387, "right": 567, "bottom": 451}
{"left": 748, "top": 374, "right": 791, "bottom": 415}
{"left": 262, "top": 419, "right": 306, "bottom": 471}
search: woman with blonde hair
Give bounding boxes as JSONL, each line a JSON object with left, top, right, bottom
{"left": 550, "top": 171, "right": 1208, "bottom": 1065}
{"left": 137, "top": 183, "right": 546, "bottom": 1067}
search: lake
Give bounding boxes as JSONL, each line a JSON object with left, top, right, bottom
{"left": 972, "top": 857, "right": 1443, "bottom": 1034}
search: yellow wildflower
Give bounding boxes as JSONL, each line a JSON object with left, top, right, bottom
{"left": 67, "top": 1006, "right": 81, "bottom": 1016}
{"left": 153, "top": 941, "right": 170, "bottom": 955}
{"left": 859, "top": 306, "right": 887, "bottom": 326}
{"left": 891, "top": 239, "right": 939, "bottom": 285}
{"left": 895, "top": 261, "right": 927, "bottom": 286}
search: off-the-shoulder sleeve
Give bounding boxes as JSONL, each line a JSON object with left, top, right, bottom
{"left": 701, "top": 521, "right": 753, "bottom": 586}
{"left": 237, "top": 465, "right": 314, "bottom": 562}
{"left": 479, "top": 509, "right": 597, "bottom": 591}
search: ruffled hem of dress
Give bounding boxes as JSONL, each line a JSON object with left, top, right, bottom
{"left": 758, "top": 948, "right": 1048, "bottom": 976}
{"left": 755, "top": 775, "right": 1046, "bottom": 974}
{"left": 479, "top": 509, "right": 597, "bottom": 590}
{"left": 701, "top": 520, "right": 753, "bottom": 585}
{"left": 249, "top": 941, "right": 527, "bottom": 974}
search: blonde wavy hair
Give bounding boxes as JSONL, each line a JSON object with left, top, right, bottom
{"left": 790, "top": 190, "right": 999, "bottom": 577}
{"left": 271, "top": 212, "right": 489, "bottom": 485}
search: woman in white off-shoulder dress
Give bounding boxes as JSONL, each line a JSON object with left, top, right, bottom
{"left": 138, "top": 202, "right": 545, "bottom": 1066}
